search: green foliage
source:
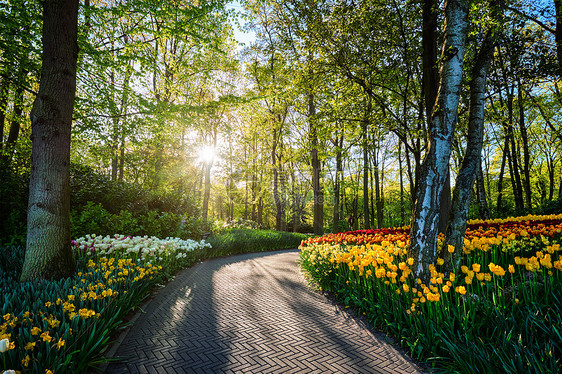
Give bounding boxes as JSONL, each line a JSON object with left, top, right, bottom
{"left": 0, "top": 163, "right": 207, "bottom": 244}
{"left": 537, "top": 197, "right": 562, "bottom": 215}
{"left": 70, "top": 202, "right": 207, "bottom": 240}
{"left": 206, "top": 229, "right": 308, "bottom": 257}
{"left": 70, "top": 164, "right": 199, "bottom": 217}
{"left": 0, "top": 164, "right": 29, "bottom": 245}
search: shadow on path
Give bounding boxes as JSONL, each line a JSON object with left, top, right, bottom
{"left": 104, "top": 250, "right": 424, "bottom": 374}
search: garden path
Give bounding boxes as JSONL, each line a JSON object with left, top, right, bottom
{"left": 103, "top": 249, "right": 425, "bottom": 374}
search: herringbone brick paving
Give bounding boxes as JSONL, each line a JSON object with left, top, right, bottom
{"left": 104, "top": 250, "right": 425, "bottom": 373}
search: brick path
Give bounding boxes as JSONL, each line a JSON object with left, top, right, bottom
{"left": 104, "top": 250, "right": 425, "bottom": 373}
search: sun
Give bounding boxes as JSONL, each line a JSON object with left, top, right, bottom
{"left": 198, "top": 146, "right": 216, "bottom": 163}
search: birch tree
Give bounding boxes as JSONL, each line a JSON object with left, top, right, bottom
{"left": 408, "top": 0, "right": 469, "bottom": 280}
{"left": 443, "top": 0, "right": 503, "bottom": 271}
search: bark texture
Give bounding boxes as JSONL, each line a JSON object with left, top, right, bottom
{"left": 310, "top": 93, "right": 323, "bottom": 235}
{"left": 21, "top": 0, "right": 79, "bottom": 281}
{"left": 443, "top": 21, "right": 497, "bottom": 272}
{"left": 362, "top": 119, "right": 370, "bottom": 230}
{"left": 408, "top": 0, "right": 468, "bottom": 280}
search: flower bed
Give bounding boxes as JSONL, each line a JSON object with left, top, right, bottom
{"left": 0, "top": 235, "right": 210, "bottom": 373}
{"left": 299, "top": 214, "right": 562, "bottom": 373}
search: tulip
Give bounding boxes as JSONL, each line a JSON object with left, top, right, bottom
{"left": 0, "top": 338, "right": 10, "bottom": 353}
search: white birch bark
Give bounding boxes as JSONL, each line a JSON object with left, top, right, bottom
{"left": 408, "top": 0, "right": 469, "bottom": 280}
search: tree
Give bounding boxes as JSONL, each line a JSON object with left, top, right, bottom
{"left": 408, "top": 0, "right": 469, "bottom": 280}
{"left": 443, "top": 0, "right": 502, "bottom": 271}
{"left": 20, "top": 0, "right": 79, "bottom": 281}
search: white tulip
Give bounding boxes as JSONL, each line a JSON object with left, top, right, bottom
{"left": 0, "top": 338, "right": 10, "bottom": 353}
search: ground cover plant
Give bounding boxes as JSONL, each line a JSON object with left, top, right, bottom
{"left": 0, "top": 229, "right": 305, "bottom": 373}
{"left": 299, "top": 214, "right": 562, "bottom": 373}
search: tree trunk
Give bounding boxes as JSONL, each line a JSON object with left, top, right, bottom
{"left": 496, "top": 138, "right": 508, "bottom": 213}
{"left": 476, "top": 162, "right": 490, "bottom": 219}
{"left": 498, "top": 49, "right": 524, "bottom": 212}
{"left": 0, "top": 75, "right": 10, "bottom": 154}
{"left": 422, "top": 0, "right": 439, "bottom": 125}
{"left": 439, "top": 169, "right": 451, "bottom": 233}
{"left": 362, "top": 118, "right": 370, "bottom": 230}
{"left": 3, "top": 73, "right": 26, "bottom": 161}
{"left": 408, "top": 0, "right": 468, "bottom": 281}
{"left": 291, "top": 168, "right": 298, "bottom": 232}
{"left": 272, "top": 128, "right": 283, "bottom": 230}
{"left": 517, "top": 79, "right": 532, "bottom": 210}
{"left": 202, "top": 161, "right": 213, "bottom": 222}
{"left": 555, "top": 0, "right": 562, "bottom": 76}
{"left": 373, "top": 147, "right": 383, "bottom": 228}
{"left": 398, "top": 141, "right": 405, "bottom": 225}
{"left": 21, "top": 0, "right": 79, "bottom": 282}
{"left": 378, "top": 153, "right": 385, "bottom": 227}
{"left": 333, "top": 135, "right": 343, "bottom": 233}
{"left": 310, "top": 92, "right": 323, "bottom": 235}
{"left": 443, "top": 18, "right": 497, "bottom": 271}
{"left": 548, "top": 154, "right": 555, "bottom": 201}
{"left": 118, "top": 140, "right": 125, "bottom": 181}
{"left": 369, "top": 163, "right": 375, "bottom": 228}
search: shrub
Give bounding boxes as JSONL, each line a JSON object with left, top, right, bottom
{"left": 206, "top": 229, "right": 308, "bottom": 258}
{"left": 70, "top": 203, "right": 206, "bottom": 240}
{"left": 0, "top": 164, "right": 29, "bottom": 245}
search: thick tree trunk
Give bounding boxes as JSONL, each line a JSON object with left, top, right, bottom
{"left": 21, "top": 0, "right": 79, "bottom": 282}
{"left": 423, "top": 0, "right": 450, "bottom": 234}
{"left": 443, "top": 21, "right": 497, "bottom": 271}
{"left": 408, "top": 0, "right": 468, "bottom": 280}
